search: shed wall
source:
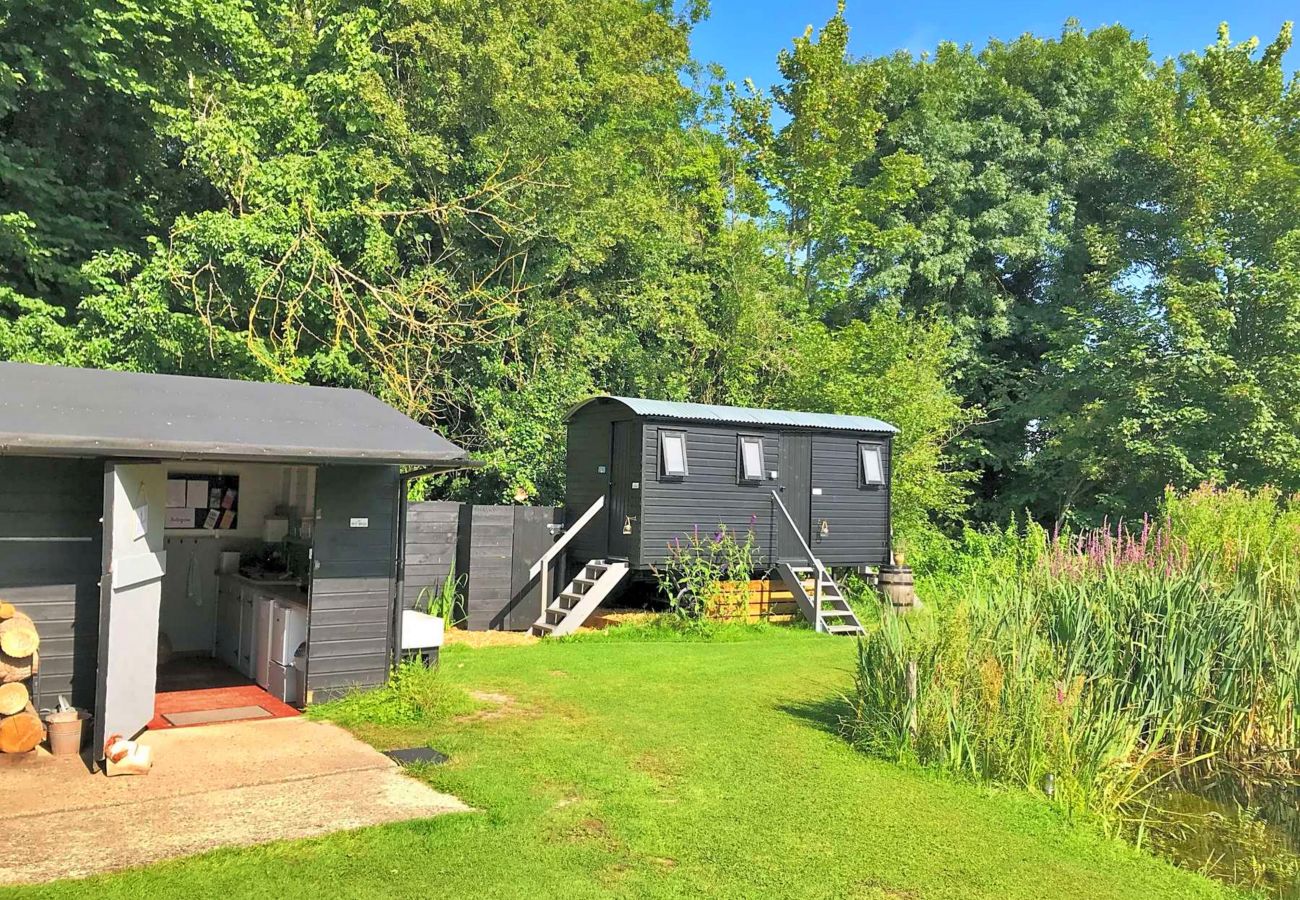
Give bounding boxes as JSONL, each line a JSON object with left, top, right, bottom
{"left": 810, "top": 435, "right": 891, "bottom": 566}
{"left": 0, "top": 456, "right": 102, "bottom": 710}
{"left": 306, "top": 465, "right": 399, "bottom": 700}
{"left": 639, "top": 422, "right": 781, "bottom": 568}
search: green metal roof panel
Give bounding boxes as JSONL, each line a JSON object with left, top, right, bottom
{"left": 0, "top": 361, "right": 472, "bottom": 465}
{"left": 566, "top": 395, "right": 898, "bottom": 434}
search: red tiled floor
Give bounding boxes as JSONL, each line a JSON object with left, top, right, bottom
{"left": 150, "top": 684, "right": 299, "bottom": 730}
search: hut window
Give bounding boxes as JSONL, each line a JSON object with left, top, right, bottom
{"left": 660, "top": 430, "right": 689, "bottom": 478}
{"left": 859, "top": 443, "right": 884, "bottom": 486}
{"left": 738, "top": 435, "right": 764, "bottom": 483}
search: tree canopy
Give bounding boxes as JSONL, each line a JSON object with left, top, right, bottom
{"left": 2, "top": 1, "right": 1297, "bottom": 533}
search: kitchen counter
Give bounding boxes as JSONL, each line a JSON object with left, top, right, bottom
{"left": 220, "top": 572, "right": 308, "bottom": 606}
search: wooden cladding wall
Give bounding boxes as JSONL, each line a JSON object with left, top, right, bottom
{"left": 402, "top": 502, "right": 461, "bottom": 611}
{"left": 0, "top": 457, "right": 103, "bottom": 710}
{"left": 404, "top": 502, "right": 563, "bottom": 632}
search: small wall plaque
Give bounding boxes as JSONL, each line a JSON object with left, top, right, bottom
{"left": 811, "top": 488, "right": 823, "bottom": 496}
{"left": 631, "top": 481, "right": 640, "bottom": 490}
{"left": 350, "top": 517, "right": 369, "bottom": 528}
{"left": 597, "top": 464, "right": 608, "bottom": 474}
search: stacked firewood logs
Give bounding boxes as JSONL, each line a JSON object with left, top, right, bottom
{"left": 0, "top": 601, "right": 45, "bottom": 753}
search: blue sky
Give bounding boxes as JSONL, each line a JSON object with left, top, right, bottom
{"left": 691, "top": 1, "right": 1296, "bottom": 92}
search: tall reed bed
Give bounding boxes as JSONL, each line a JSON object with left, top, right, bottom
{"left": 849, "top": 484, "right": 1300, "bottom": 822}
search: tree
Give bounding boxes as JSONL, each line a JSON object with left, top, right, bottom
{"left": 770, "top": 304, "right": 974, "bottom": 538}
{"left": 736, "top": 10, "right": 1300, "bottom": 523}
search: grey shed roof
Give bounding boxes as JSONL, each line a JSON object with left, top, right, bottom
{"left": 0, "top": 361, "right": 472, "bottom": 465}
{"left": 566, "top": 395, "right": 898, "bottom": 434}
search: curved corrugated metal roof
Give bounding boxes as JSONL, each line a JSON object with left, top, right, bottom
{"left": 0, "top": 361, "right": 474, "bottom": 465}
{"left": 566, "top": 395, "right": 898, "bottom": 434}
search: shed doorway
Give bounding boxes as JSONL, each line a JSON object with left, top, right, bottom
{"left": 155, "top": 462, "right": 314, "bottom": 728}
{"left": 97, "top": 461, "right": 316, "bottom": 741}
{"left": 777, "top": 432, "right": 813, "bottom": 563}
{"left": 606, "top": 420, "right": 636, "bottom": 560}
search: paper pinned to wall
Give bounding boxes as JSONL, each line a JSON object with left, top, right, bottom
{"left": 166, "top": 508, "right": 195, "bottom": 529}
{"left": 166, "top": 479, "right": 187, "bottom": 508}
{"left": 202, "top": 509, "right": 220, "bottom": 530}
{"left": 132, "top": 502, "right": 149, "bottom": 541}
{"left": 185, "top": 479, "right": 209, "bottom": 508}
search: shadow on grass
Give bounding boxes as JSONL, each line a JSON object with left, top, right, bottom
{"left": 776, "top": 692, "right": 854, "bottom": 741}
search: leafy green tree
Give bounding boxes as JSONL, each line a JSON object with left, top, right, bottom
{"left": 770, "top": 305, "right": 974, "bottom": 538}
{"left": 736, "top": 9, "right": 1300, "bottom": 523}
{"left": 2, "top": 0, "right": 795, "bottom": 507}
{"left": 1029, "top": 24, "right": 1300, "bottom": 519}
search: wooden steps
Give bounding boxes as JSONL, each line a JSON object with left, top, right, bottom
{"left": 530, "top": 560, "right": 630, "bottom": 637}
{"left": 777, "top": 564, "right": 866, "bottom": 636}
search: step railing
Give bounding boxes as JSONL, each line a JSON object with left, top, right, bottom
{"left": 771, "top": 490, "right": 825, "bottom": 629}
{"left": 530, "top": 495, "right": 606, "bottom": 621}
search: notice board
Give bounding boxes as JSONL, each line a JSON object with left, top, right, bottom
{"left": 165, "top": 473, "right": 239, "bottom": 530}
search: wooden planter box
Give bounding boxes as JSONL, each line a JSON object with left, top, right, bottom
{"left": 705, "top": 579, "right": 798, "bottom": 624}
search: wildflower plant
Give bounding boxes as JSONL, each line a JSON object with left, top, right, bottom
{"left": 651, "top": 521, "right": 759, "bottom": 622}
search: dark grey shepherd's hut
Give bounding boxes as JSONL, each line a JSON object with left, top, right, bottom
{"left": 528, "top": 396, "right": 897, "bottom": 638}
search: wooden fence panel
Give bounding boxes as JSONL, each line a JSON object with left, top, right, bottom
{"left": 403, "top": 502, "right": 564, "bottom": 632}
{"left": 402, "top": 501, "right": 461, "bottom": 611}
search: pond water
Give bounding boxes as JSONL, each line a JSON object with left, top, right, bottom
{"left": 1130, "top": 769, "right": 1300, "bottom": 898}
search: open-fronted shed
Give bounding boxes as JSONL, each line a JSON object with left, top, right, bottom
{"left": 0, "top": 361, "right": 472, "bottom": 758}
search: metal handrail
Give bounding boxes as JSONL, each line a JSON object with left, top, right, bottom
{"left": 770, "top": 490, "right": 825, "bottom": 628}
{"left": 532, "top": 495, "right": 606, "bottom": 620}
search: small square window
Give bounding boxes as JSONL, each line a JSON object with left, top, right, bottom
{"left": 738, "top": 436, "right": 764, "bottom": 482}
{"left": 859, "top": 443, "right": 884, "bottom": 486}
{"left": 660, "top": 430, "right": 688, "bottom": 478}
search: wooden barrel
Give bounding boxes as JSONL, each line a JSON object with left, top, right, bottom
{"left": 877, "top": 565, "right": 918, "bottom": 610}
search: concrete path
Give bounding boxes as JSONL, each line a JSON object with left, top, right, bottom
{"left": 0, "top": 717, "right": 469, "bottom": 885}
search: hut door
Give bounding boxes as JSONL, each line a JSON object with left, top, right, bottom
{"left": 308, "top": 465, "right": 399, "bottom": 702}
{"left": 777, "top": 433, "right": 813, "bottom": 563}
{"left": 94, "top": 462, "right": 167, "bottom": 756}
{"left": 606, "top": 421, "right": 635, "bottom": 560}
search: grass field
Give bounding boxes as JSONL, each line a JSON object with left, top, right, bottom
{"left": 15, "top": 628, "right": 1236, "bottom": 899}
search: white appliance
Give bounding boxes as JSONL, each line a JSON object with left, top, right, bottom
{"left": 262, "top": 516, "right": 289, "bottom": 543}
{"left": 253, "top": 595, "right": 276, "bottom": 688}
{"left": 269, "top": 600, "right": 308, "bottom": 705}
{"left": 401, "top": 610, "right": 445, "bottom": 651}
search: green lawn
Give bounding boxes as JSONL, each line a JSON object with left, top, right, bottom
{"left": 17, "top": 629, "right": 1235, "bottom": 899}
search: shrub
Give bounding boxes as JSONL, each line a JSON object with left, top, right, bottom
{"left": 651, "top": 523, "right": 759, "bottom": 622}
{"left": 307, "top": 658, "right": 476, "bottom": 729}
{"left": 420, "top": 560, "right": 465, "bottom": 624}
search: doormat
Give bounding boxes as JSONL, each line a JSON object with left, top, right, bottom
{"left": 385, "top": 747, "right": 449, "bottom": 766}
{"left": 163, "top": 706, "right": 274, "bottom": 727}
